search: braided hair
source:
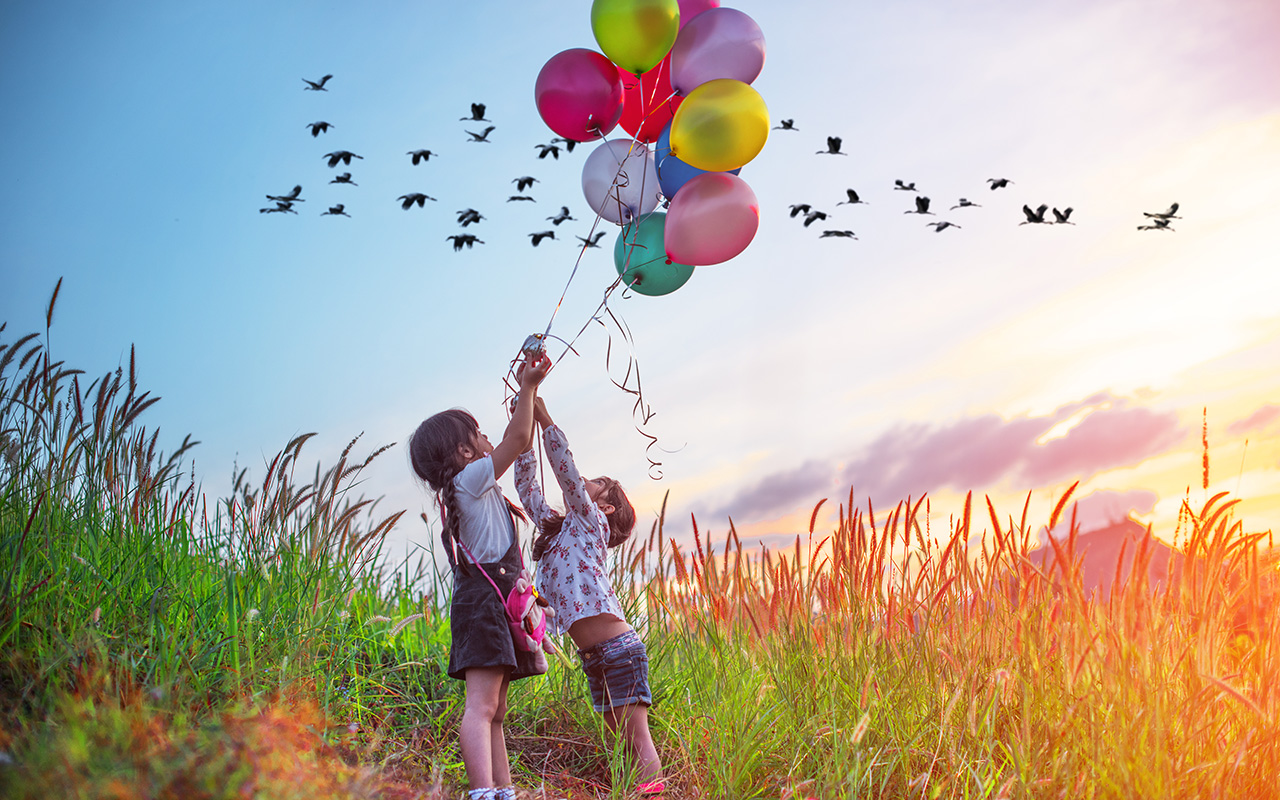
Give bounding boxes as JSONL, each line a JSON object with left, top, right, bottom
{"left": 409, "top": 409, "right": 524, "bottom": 570}
{"left": 531, "top": 477, "right": 636, "bottom": 561}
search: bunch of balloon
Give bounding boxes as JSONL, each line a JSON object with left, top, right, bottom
{"left": 532, "top": 0, "right": 769, "bottom": 296}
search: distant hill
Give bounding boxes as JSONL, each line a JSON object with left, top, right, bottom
{"left": 1027, "top": 516, "right": 1183, "bottom": 599}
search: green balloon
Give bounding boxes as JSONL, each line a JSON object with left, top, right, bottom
{"left": 591, "top": 0, "right": 680, "bottom": 76}
{"left": 613, "top": 212, "right": 694, "bottom": 296}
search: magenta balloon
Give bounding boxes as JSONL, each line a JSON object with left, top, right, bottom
{"left": 677, "top": 0, "right": 719, "bottom": 28}
{"left": 534, "top": 48, "right": 625, "bottom": 142}
{"left": 669, "top": 8, "right": 766, "bottom": 95}
{"left": 663, "top": 172, "right": 758, "bottom": 265}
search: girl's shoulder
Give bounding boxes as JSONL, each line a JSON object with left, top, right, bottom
{"left": 454, "top": 456, "right": 495, "bottom": 496}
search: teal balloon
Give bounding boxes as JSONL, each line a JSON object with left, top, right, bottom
{"left": 613, "top": 212, "right": 694, "bottom": 296}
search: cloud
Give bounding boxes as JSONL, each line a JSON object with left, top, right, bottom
{"left": 696, "top": 394, "right": 1187, "bottom": 526}
{"left": 1022, "top": 405, "right": 1187, "bottom": 486}
{"left": 704, "top": 459, "right": 835, "bottom": 522}
{"left": 1227, "top": 403, "right": 1280, "bottom": 436}
{"left": 841, "top": 395, "right": 1185, "bottom": 505}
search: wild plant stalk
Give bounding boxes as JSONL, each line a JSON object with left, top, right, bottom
{"left": 0, "top": 288, "right": 459, "bottom": 797}
{"left": 614, "top": 482, "right": 1277, "bottom": 799}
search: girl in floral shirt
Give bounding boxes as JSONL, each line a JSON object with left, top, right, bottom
{"left": 514, "top": 396, "right": 664, "bottom": 794}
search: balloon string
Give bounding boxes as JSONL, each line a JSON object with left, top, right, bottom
{"left": 519, "top": 124, "right": 674, "bottom": 479}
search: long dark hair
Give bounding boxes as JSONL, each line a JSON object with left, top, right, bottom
{"left": 409, "top": 409, "right": 524, "bottom": 568}
{"left": 531, "top": 477, "right": 636, "bottom": 561}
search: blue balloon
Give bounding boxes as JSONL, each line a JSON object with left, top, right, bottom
{"left": 655, "top": 121, "right": 740, "bottom": 199}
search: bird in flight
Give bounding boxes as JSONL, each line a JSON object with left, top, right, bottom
{"left": 306, "top": 121, "right": 333, "bottom": 137}
{"left": 535, "top": 143, "right": 561, "bottom": 160}
{"left": 788, "top": 203, "right": 812, "bottom": 218}
{"left": 513, "top": 176, "right": 538, "bottom": 192}
{"left": 905, "top": 196, "right": 935, "bottom": 215}
{"left": 926, "top": 221, "right": 960, "bottom": 232}
{"left": 529, "top": 231, "right": 557, "bottom": 246}
{"left": 461, "top": 103, "right": 489, "bottom": 122}
{"left": 456, "top": 208, "right": 485, "bottom": 226}
{"left": 407, "top": 149, "right": 437, "bottom": 165}
{"left": 802, "top": 210, "right": 828, "bottom": 227}
{"left": 816, "top": 136, "right": 846, "bottom": 155}
{"left": 773, "top": 119, "right": 798, "bottom": 131}
{"left": 302, "top": 74, "right": 333, "bottom": 91}
{"left": 322, "top": 204, "right": 350, "bottom": 217}
{"left": 819, "top": 230, "right": 857, "bottom": 239}
{"left": 399, "top": 193, "right": 437, "bottom": 209}
{"left": 329, "top": 172, "right": 356, "bottom": 186}
{"left": 577, "top": 232, "right": 606, "bottom": 248}
{"left": 894, "top": 180, "right": 917, "bottom": 192}
{"left": 266, "top": 185, "right": 304, "bottom": 203}
{"left": 324, "top": 151, "right": 363, "bottom": 167}
{"left": 837, "top": 189, "right": 866, "bottom": 205}
{"left": 549, "top": 137, "right": 578, "bottom": 153}
{"left": 1138, "top": 217, "right": 1175, "bottom": 231}
{"left": 1020, "top": 204, "right": 1050, "bottom": 224}
{"left": 507, "top": 195, "right": 536, "bottom": 202}
{"left": 259, "top": 201, "right": 298, "bottom": 214}
{"left": 1052, "top": 207, "right": 1075, "bottom": 225}
{"left": 950, "top": 198, "right": 980, "bottom": 210}
{"left": 987, "top": 178, "right": 1013, "bottom": 190}
{"left": 466, "top": 126, "right": 496, "bottom": 143}
{"left": 447, "top": 234, "right": 484, "bottom": 251}
{"left": 1143, "top": 202, "right": 1180, "bottom": 219}
{"left": 547, "top": 206, "right": 576, "bottom": 225}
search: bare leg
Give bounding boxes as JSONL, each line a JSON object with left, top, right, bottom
{"left": 491, "top": 677, "right": 512, "bottom": 787}
{"left": 461, "top": 667, "right": 509, "bottom": 790}
{"left": 603, "top": 703, "right": 662, "bottom": 784}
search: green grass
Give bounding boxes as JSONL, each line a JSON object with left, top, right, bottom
{"left": 2, "top": 284, "right": 1277, "bottom": 799}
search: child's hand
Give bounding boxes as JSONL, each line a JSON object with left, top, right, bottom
{"left": 532, "top": 396, "right": 552, "bottom": 426}
{"left": 520, "top": 352, "right": 551, "bottom": 390}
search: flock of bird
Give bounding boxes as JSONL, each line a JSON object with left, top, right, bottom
{"left": 262, "top": 75, "right": 1185, "bottom": 253}
{"left": 773, "top": 121, "right": 1181, "bottom": 241}
{"left": 260, "top": 74, "right": 604, "bottom": 252}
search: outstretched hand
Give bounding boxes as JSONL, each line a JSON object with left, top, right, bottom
{"left": 517, "top": 351, "right": 551, "bottom": 390}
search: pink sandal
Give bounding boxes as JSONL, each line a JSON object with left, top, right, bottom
{"left": 637, "top": 781, "right": 665, "bottom": 795}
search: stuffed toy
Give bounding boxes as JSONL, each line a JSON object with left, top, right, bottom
{"left": 504, "top": 569, "right": 558, "bottom": 672}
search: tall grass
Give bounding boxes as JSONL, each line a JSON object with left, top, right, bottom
{"left": 2, "top": 282, "right": 1276, "bottom": 799}
{"left": 617, "top": 484, "right": 1278, "bottom": 798}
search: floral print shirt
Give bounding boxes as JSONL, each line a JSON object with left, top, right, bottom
{"left": 514, "top": 425, "right": 624, "bottom": 636}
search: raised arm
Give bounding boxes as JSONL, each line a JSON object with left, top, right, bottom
{"left": 541, "top": 422, "right": 595, "bottom": 520}
{"left": 490, "top": 351, "right": 550, "bottom": 479}
{"left": 513, "top": 446, "right": 553, "bottom": 523}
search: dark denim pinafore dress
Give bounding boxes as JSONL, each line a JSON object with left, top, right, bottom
{"left": 446, "top": 521, "right": 542, "bottom": 681}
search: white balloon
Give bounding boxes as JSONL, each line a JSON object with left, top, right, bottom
{"left": 581, "top": 139, "right": 662, "bottom": 225}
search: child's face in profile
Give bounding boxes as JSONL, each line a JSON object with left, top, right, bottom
{"left": 585, "top": 477, "right": 615, "bottom": 509}
{"left": 460, "top": 429, "right": 493, "bottom": 462}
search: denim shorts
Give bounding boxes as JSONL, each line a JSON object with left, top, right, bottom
{"left": 578, "top": 630, "right": 652, "bottom": 712}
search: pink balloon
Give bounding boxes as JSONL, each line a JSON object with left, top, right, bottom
{"left": 534, "top": 48, "right": 625, "bottom": 142}
{"left": 669, "top": 8, "right": 766, "bottom": 95}
{"left": 664, "top": 172, "right": 758, "bottom": 265}
{"left": 677, "top": 0, "right": 719, "bottom": 28}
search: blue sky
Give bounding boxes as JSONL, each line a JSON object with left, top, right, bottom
{"left": 3, "top": 0, "right": 1279, "bottom": 566}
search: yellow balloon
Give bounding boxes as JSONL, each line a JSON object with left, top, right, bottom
{"left": 669, "top": 79, "right": 769, "bottom": 172}
{"left": 591, "top": 0, "right": 680, "bottom": 76}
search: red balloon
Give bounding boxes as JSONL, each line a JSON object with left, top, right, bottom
{"left": 677, "top": 0, "right": 720, "bottom": 28}
{"left": 619, "top": 55, "right": 684, "bottom": 144}
{"left": 535, "top": 48, "right": 625, "bottom": 142}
